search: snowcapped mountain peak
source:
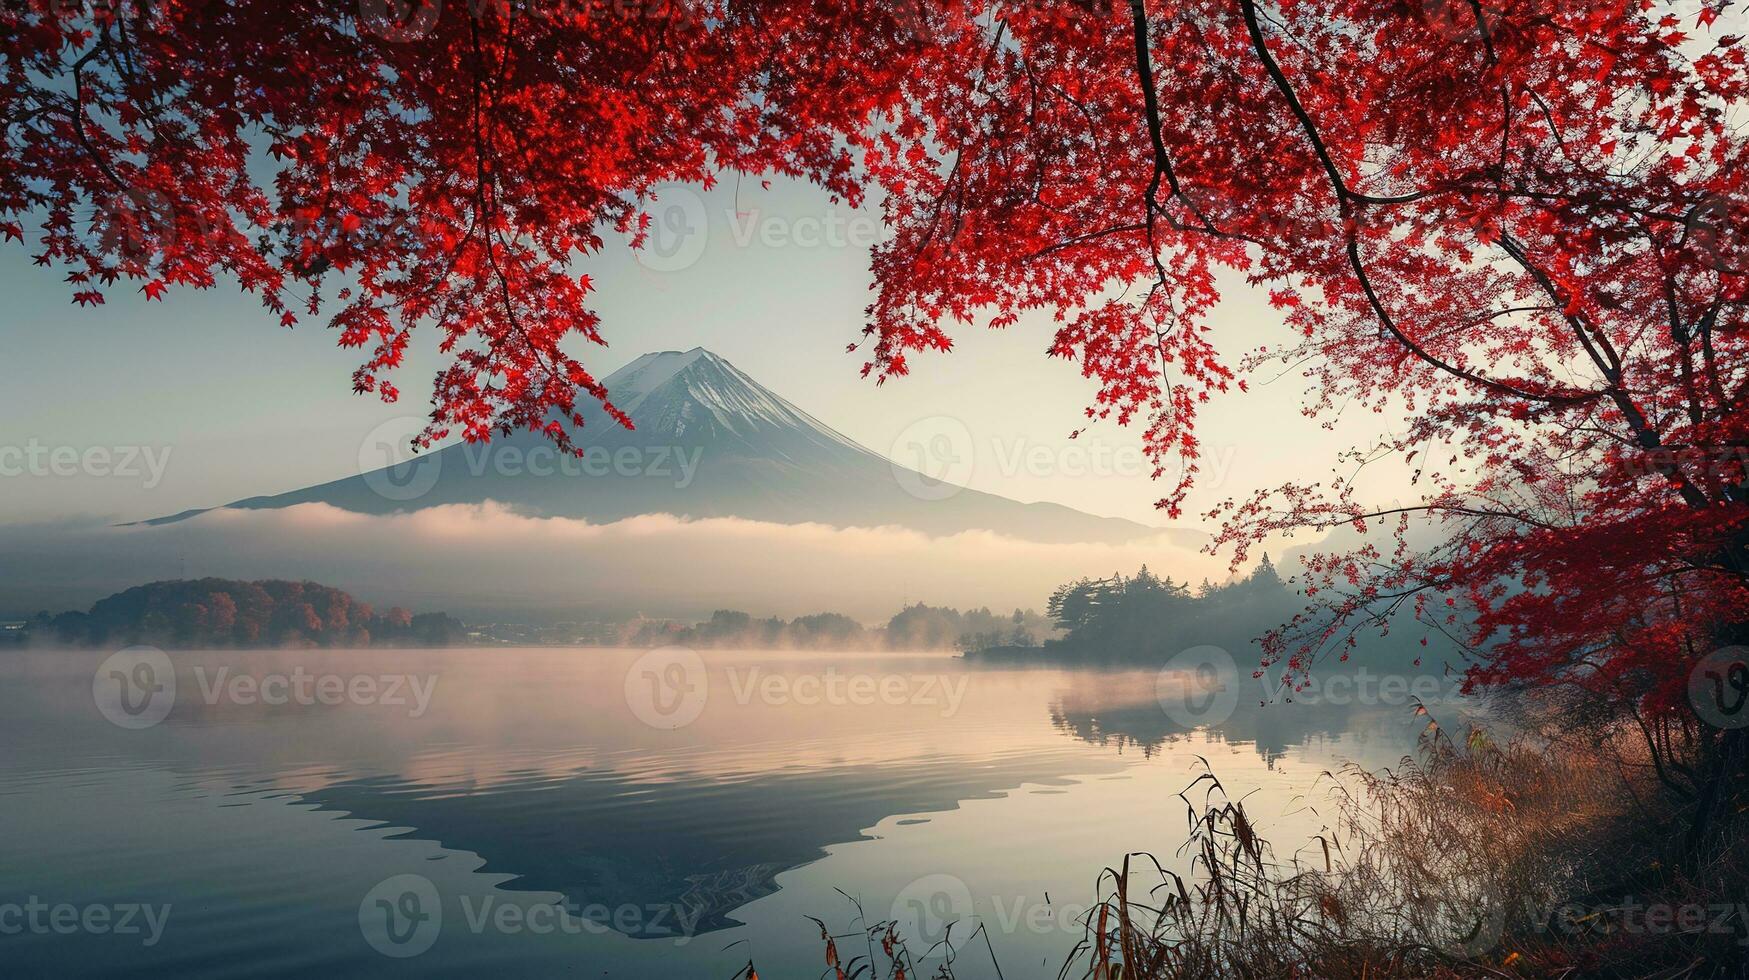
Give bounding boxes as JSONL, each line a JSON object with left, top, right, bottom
{"left": 150, "top": 345, "right": 1187, "bottom": 547}
{"left": 603, "top": 347, "right": 712, "bottom": 415}
{"left": 607, "top": 348, "right": 865, "bottom": 457}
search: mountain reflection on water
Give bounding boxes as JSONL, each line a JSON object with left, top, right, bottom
{"left": 0, "top": 647, "right": 1453, "bottom": 977}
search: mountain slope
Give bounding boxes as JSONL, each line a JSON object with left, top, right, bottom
{"left": 150, "top": 349, "right": 1196, "bottom": 546}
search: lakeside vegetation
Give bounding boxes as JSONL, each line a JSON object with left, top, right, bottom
{"left": 6, "top": 579, "right": 1057, "bottom": 653}
{"left": 4, "top": 561, "right": 1321, "bottom": 661}
{"left": 792, "top": 709, "right": 1749, "bottom": 979}
{"left": 965, "top": 557, "right": 1318, "bottom": 664}
{"left": 758, "top": 563, "right": 1749, "bottom": 977}
{"left": 630, "top": 603, "right": 1055, "bottom": 652}
{"left": 17, "top": 578, "right": 467, "bottom": 649}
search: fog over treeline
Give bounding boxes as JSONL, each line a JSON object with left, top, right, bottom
{"left": 633, "top": 604, "right": 1057, "bottom": 651}
{"left": 0, "top": 502, "right": 1225, "bottom": 622}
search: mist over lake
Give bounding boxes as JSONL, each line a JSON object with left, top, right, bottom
{"left": 0, "top": 646, "right": 1445, "bottom": 977}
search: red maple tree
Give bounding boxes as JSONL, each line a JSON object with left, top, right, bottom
{"left": 7, "top": 0, "right": 1749, "bottom": 815}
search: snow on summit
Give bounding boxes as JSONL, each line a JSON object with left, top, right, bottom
{"left": 148, "top": 348, "right": 1194, "bottom": 546}
{"left": 603, "top": 348, "right": 709, "bottom": 415}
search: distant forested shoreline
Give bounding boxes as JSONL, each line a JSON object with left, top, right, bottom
{"left": 967, "top": 557, "right": 1302, "bottom": 664}
{"left": 12, "top": 578, "right": 468, "bottom": 649}
{"left": 4, "top": 560, "right": 1333, "bottom": 660}
{"left": 628, "top": 603, "right": 1055, "bottom": 652}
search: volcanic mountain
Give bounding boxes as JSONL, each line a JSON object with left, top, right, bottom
{"left": 150, "top": 348, "right": 1191, "bottom": 545}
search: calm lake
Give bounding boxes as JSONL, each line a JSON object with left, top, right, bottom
{"left": 0, "top": 647, "right": 1457, "bottom": 978}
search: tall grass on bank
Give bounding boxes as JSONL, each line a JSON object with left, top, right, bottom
{"left": 1058, "top": 723, "right": 1620, "bottom": 979}
{"left": 733, "top": 891, "right": 1005, "bottom": 980}
{"left": 787, "top": 717, "right": 1749, "bottom": 980}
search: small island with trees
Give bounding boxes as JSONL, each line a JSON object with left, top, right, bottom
{"left": 16, "top": 578, "right": 467, "bottom": 649}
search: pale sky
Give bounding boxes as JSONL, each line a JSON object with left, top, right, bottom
{"left": 0, "top": 176, "right": 1413, "bottom": 537}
